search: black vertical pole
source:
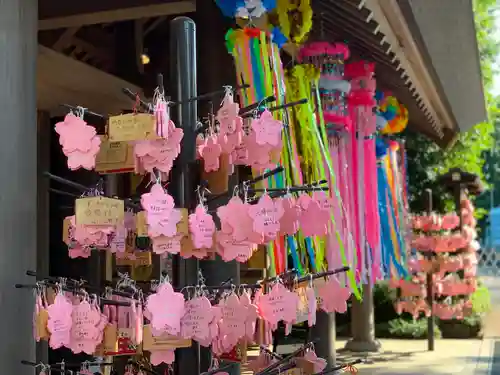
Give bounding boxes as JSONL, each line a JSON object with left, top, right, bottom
{"left": 454, "top": 185, "right": 463, "bottom": 229}
{"left": 425, "top": 188, "right": 435, "bottom": 351}
{"left": 169, "top": 17, "right": 200, "bottom": 375}
{"left": 195, "top": 1, "right": 242, "bottom": 373}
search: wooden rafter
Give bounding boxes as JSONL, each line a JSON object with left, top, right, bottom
{"left": 52, "top": 27, "right": 80, "bottom": 51}
{"left": 37, "top": 45, "right": 142, "bottom": 115}
{"left": 144, "top": 16, "right": 167, "bottom": 36}
{"left": 38, "top": 1, "right": 195, "bottom": 30}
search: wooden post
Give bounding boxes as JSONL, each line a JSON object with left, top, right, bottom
{"left": 0, "top": 0, "right": 38, "bottom": 373}
{"left": 36, "top": 111, "right": 50, "bottom": 365}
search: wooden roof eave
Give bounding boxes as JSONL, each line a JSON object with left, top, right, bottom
{"left": 37, "top": 45, "right": 142, "bottom": 116}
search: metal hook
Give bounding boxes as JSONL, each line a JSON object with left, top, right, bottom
{"left": 243, "top": 181, "right": 249, "bottom": 202}
{"left": 198, "top": 269, "right": 206, "bottom": 286}
{"left": 232, "top": 184, "right": 240, "bottom": 198}
{"left": 160, "top": 271, "right": 170, "bottom": 285}
{"left": 221, "top": 85, "right": 233, "bottom": 106}
{"left": 196, "top": 185, "right": 203, "bottom": 205}
{"left": 76, "top": 106, "right": 86, "bottom": 119}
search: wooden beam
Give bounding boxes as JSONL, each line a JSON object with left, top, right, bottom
{"left": 71, "top": 37, "right": 113, "bottom": 65}
{"left": 37, "top": 45, "right": 142, "bottom": 115}
{"left": 144, "top": 16, "right": 167, "bottom": 36}
{"left": 52, "top": 27, "right": 80, "bottom": 51}
{"left": 38, "top": 1, "right": 195, "bottom": 30}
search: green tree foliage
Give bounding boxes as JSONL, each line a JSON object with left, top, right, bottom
{"left": 405, "top": 0, "right": 498, "bottom": 216}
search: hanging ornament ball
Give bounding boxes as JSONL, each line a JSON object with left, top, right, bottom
{"left": 379, "top": 96, "right": 408, "bottom": 134}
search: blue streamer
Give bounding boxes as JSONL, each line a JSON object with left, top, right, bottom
{"left": 305, "top": 237, "right": 316, "bottom": 272}
{"left": 271, "top": 27, "right": 288, "bottom": 48}
{"left": 250, "top": 41, "right": 264, "bottom": 101}
{"left": 377, "top": 166, "right": 408, "bottom": 278}
{"left": 215, "top": 0, "right": 245, "bottom": 17}
{"left": 377, "top": 169, "right": 392, "bottom": 277}
{"left": 262, "top": 0, "right": 277, "bottom": 10}
{"left": 287, "top": 235, "right": 300, "bottom": 273}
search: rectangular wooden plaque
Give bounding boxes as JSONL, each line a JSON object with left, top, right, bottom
{"left": 95, "top": 136, "right": 135, "bottom": 174}
{"left": 108, "top": 113, "right": 158, "bottom": 142}
{"left": 75, "top": 196, "right": 124, "bottom": 226}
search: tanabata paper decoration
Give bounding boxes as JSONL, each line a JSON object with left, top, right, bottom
{"left": 394, "top": 198, "right": 478, "bottom": 320}
{"left": 297, "top": 194, "right": 329, "bottom": 237}
{"left": 279, "top": 196, "right": 301, "bottom": 235}
{"left": 34, "top": 295, "right": 48, "bottom": 342}
{"left": 70, "top": 299, "right": 106, "bottom": 354}
{"left": 412, "top": 213, "right": 460, "bottom": 231}
{"left": 109, "top": 225, "right": 127, "bottom": 254}
{"left": 132, "top": 299, "right": 144, "bottom": 345}
{"left": 306, "top": 285, "right": 316, "bottom": 327}
{"left": 275, "top": 0, "right": 312, "bottom": 44}
{"left": 270, "top": 27, "right": 288, "bottom": 48}
{"left": 377, "top": 139, "right": 409, "bottom": 279}
{"left": 215, "top": 0, "right": 277, "bottom": 18}
{"left": 295, "top": 44, "right": 355, "bottom": 282}
{"left": 251, "top": 109, "right": 283, "bottom": 147}
{"left": 300, "top": 42, "right": 352, "bottom": 133}
{"left": 225, "top": 28, "right": 285, "bottom": 108}
{"left": 181, "top": 296, "right": 214, "bottom": 341}
{"left": 55, "top": 113, "right": 102, "bottom": 171}
{"left": 286, "top": 52, "right": 360, "bottom": 299}
{"left": 303, "top": 350, "right": 327, "bottom": 373}
{"left": 244, "top": 129, "right": 283, "bottom": 171}
{"left": 216, "top": 231, "right": 255, "bottom": 262}
{"left": 189, "top": 204, "right": 216, "bottom": 249}
{"left": 154, "top": 93, "right": 176, "bottom": 138}
{"left": 200, "top": 136, "right": 223, "bottom": 172}
{"left": 258, "top": 283, "right": 299, "bottom": 325}
{"left": 217, "top": 196, "right": 256, "bottom": 242}
{"left": 152, "top": 235, "right": 182, "bottom": 255}
{"left": 141, "top": 184, "right": 183, "bottom": 255}
{"left": 134, "top": 80, "right": 183, "bottom": 177}
{"left": 379, "top": 95, "right": 408, "bottom": 135}
{"left": 134, "top": 130, "right": 183, "bottom": 175}
{"left": 248, "top": 194, "right": 285, "bottom": 239}
{"left": 78, "top": 368, "right": 93, "bottom": 375}
{"left": 124, "top": 366, "right": 135, "bottom": 375}
{"left": 146, "top": 281, "right": 185, "bottom": 336}
{"left": 344, "top": 61, "right": 379, "bottom": 284}
{"left": 240, "top": 290, "right": 259, "bottom": 340}
{"left": 217, "top": 88, "right": 242, "bottom": 136}
{"left": 218, "top": 293, "right": 247, "bottom": 349}
{"left": 150, "top": 350, "right": 175, "bottom": 366}
{"left": 318, "top": 277, "right": 351, "bottom": 313}
{"left": 225, "top": 26, "right": 292, "bottom": 276}
{"left": 195, "top": 87, "right": 245, "bottom": 172}
{"left": 65, "top": 215, "right": 115, "bottom": 258}
{"left": 47, "top": 294, "right": 73, "bottom": 349}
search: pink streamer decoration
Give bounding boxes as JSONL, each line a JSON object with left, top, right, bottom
{"left": 326, "top": 140, "right": 346, "bottom": 284}
{"left": 345, "top": 61, "right": 378, "bottom": 284}
{"left": 347, "top": 118, "right": 362, "bottom": 281}
{"left": 365, "top": 137, "right": 382, "bottom": 281}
